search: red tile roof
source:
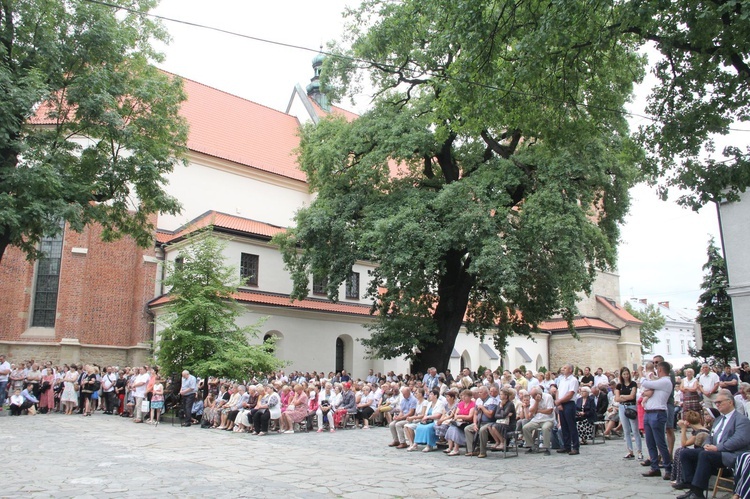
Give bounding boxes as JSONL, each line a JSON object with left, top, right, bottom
{"left": 309, "top": 98, "right": 359, "bottom": 123}
{"left": 540, "top": 317, "right": 620, "bottom": 332}
{"left": 28, "top": 73, "right": 307, "bottom": 182}
{"left": 156, "top": 211, "right": 285, "bottom": 244}
{"left": 150, "top": 289, "right": 373, "bottom": 317}
{"left": 177, "top": 75, "right": 306, "bottom": 181}
{"left": 596, "top": 296, "right": 643, "bottom": 324}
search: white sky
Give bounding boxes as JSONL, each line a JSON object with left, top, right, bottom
{"left": 152, "top": 0, "right": 722, "bottom": 316}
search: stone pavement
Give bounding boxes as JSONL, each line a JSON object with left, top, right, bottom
{"left": 0, "top": 412, "right": 713, "bottom": 499}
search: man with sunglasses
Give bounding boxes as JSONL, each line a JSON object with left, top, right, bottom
{"left": 675, "top": 389, "right": 750, "bottom": 499}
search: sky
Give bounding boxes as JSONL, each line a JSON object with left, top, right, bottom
{"left": 151, "top": 0, "right": 723, "bottom": 316}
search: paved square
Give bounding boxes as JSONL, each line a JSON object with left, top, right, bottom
{"left": 1, "top": 414, "right": 688, "bottom": 498}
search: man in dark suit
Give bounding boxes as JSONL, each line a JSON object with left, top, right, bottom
{"left": 592, "top": 383, "right": 609, "bottom": 421}
{"left": 676, "top": 389, "right": 750, "bottom": 499}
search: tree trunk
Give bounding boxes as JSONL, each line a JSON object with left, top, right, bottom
{"left": 419, "top": 249, "right": 475, "bottom": 372}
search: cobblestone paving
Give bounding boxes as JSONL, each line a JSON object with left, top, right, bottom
{"left": 0, "top": 412, "right": 697, "bottom": 498}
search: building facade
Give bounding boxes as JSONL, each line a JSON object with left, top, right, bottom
{"left": 719, "top": 192, "right": 750, "bottom": 364}
{"left": 0, "top": 58, "right": 643, "bottom": 377}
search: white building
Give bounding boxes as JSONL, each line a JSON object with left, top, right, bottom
{"left": 627, "top": 298, "right": 697, "bottom": 368}
{"left": 719, "top": 192, "right": 750, "bottom": 364}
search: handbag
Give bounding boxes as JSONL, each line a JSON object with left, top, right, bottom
{"left": 287, "top": 404, "right": 295, "bottom": 411}
{"left": 624, "top": 406, "right": 638, "bottom": 420}
{"left": 496, "top": 417, "right": 509, "bottom": 425}
{"left": 141, "top": 399, "right": 150, "bottom": 413}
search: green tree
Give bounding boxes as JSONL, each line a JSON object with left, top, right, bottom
{"left": 691, "top": 237, "right": 736, "bottom": 365}
{"left": 616, "top": 0, "right": 750, "bottom": 209}
{"left": 276, "top": 0, "right": 644, "bottom": 371}
{"left": 155, "top": 231, "right": 284, "bottom": 380}
{"left": 0, "top": 0, "right": 188, "bottom": 264}
{"left": 624, "top": 301, "right": 665, "bottom": 355}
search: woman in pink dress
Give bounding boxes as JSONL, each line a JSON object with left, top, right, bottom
{"left": 39, "top": 371, "right": 55, "bottom": 413}
{"left": 280, "top": 384, "right": 309, "bottom": 433}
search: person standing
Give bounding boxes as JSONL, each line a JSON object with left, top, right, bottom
{"left": 0, "top": 354, "right": 11, "bottom": 410}
{"left": 698, "top": 363, "right": 720, "bottom": 410}
{"left": 640, "top": 361, "right": 674, "bottom": 480}
{"left": 555, "top": 363, "right": 580, "bottom": 455}
{"left": 131, "top": 366, "right": 150, "bottom": 423}
{"left": 101, "top": 367, "right": 117, "bottom": 415}
{"left": 653, "top": 354, "right": 677, "bottom": 459}
{"left": 179, "top": 370, "right": 197, "bottom": 427}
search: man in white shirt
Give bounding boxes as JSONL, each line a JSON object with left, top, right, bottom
{"left": 526, "top": 370, "right": 540, "bottom": 391}
{"left": 593, "top": 368, "right": 609, "bottom": 389}
{"left": 0, "top": 354, "right": 11, "bottom": 409}
{"left": 640, "top": 361, "right": 674, "bottom": 480}
{"left": 131, "top": 366, "right": 150, "bottom": 423}
{"left": 101, "top": 366, "right": 118, "bottom": 415}
{"left": 555, "top": 363, "right": 580, "bottom": 455}
{"left": 698, "top": 364, "right": 720, "bottom": 409}
{"left": 523, "top": 387, "right": 555, "bottom": 455}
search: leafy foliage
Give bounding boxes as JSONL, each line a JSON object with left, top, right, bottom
{"left": 691, "top": 237, "right": 737, "bottom": 365}
{"left": 617, "top": 0, "right": 750, "bottom": 209}
{"left": 624, "top": 301, "right": 665, "bottom": 355}
{"left": 0, "top": 0, "right": 188, "bottom": 263}
{"left": 155, "top": 231, "right": 284, "bottom": 380}
{"left": 276, "top": 0, "right": 644, "bottom": 370}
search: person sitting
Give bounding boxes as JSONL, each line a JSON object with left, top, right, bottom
{"left": 464, "top": 386, "right": 498, "bottom": 457}
{"left": 487, "top": 387, "right": 517, "bottom": 452}
{"left": 216, "top": 385, "right": 240, "bottom": 430}
{"left": 413, "top": 388, "right": 446, "bottom": 452}
{"left": 20, "top": 383, "right": 39, "bottom": 415}
{"left": 388, "top": 386, "right": 417, "bottom": 449}
{"left": 355, "top": 384, "right": 376, "bottom": 429}
{"left": 675, "top": 389, "right": 750, "bottom": 499}
{"left": 337, "top": 382, "right": 357, "bottom": 429}
{"left": 252, "top": 385, "right": 281, "bottom": 436}
{"left": 404, "top": 388, "right": 429, "bottom": 450}
{"left": 435, "top": 390, "right": 459, "bottom": 444}
{"left": 672, "top": 410, "right": 709, "bottom": 488}
{"left": 9, "top": 389, "right": 25, "bottom": 416}
{"left": 444, "top": 389, "right": 476, "bottom": 456}
{"left": 316, "top": 383, "right": 336, "bottom": 433}
{"left": 523, "top": 386, "right": 556, "bottom": 455}
{"left": 593, "top": 383, "right": 609, "bottom": 421}
{"left": 190, "top": 396, "right": 204, "bottom": 425}
{"left": 280, "top": 383, "right": 308, "bottom": 433}
{"left": 575, "top": 386, "right": 597, "bottom": 444}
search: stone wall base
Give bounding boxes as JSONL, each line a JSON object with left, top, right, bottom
{"left": 0, "top": 340, "right": 152, "bottom": 368}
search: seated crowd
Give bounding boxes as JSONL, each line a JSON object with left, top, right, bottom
{"left": 4, "top": 354, "right": 750, "bottom": 498}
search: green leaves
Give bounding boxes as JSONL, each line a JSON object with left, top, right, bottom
{"left": 692, "top": 237, "right": 737, "bottom": 364}
{"left": 619, "top": 0, "right": 750, "bottom": 208}
{"left": 280, "top": 0, "right": 645, "bottom": 370}
{"left": 155, "top": 231, "right": 284, "bottom": 380}
{"left": 0, "top": 0, "right": 187, "bottom": 262}
{"left": 624, "top": 302, "right": 665, "bottom": 355}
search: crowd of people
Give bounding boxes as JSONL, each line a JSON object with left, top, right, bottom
{"left": 2, "top": 353, "right": 750, "bottom": 498}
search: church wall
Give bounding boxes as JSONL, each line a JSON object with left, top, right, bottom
{"left": 159, "top": 158, "right": 310, "bottom": 232}
{"left": 549, "top": 331, "right": 621, "bottom": 372}
{"left": 0, "top": 222, "right": 156, "bottom": 366}
{"left": 576, "top": 271, "right": 621, "bottom": 317}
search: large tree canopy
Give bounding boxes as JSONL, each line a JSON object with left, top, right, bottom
{"left": 276, "top": 0, "right": 645, "bottom": 371}
{"left": 618, "top": 0, "right": 750, "bottom": 209}
{"left": 0, "top": 0, "right": 187, "bottom": 263}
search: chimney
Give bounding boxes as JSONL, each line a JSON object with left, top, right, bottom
{"left": 658, "top": 301, "right": 670, "bottom": 309}
{"left": 639, "top": 298, "right": 647, "bottom": 304}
